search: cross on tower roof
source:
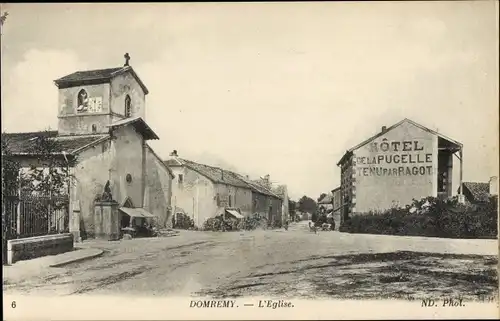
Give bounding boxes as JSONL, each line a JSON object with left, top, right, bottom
{"left": 124, "top": 53, "right": 130, "bottom": 67}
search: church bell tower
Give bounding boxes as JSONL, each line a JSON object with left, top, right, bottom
{"left": 54, "top": 54, "right": 149, "bottom": 136}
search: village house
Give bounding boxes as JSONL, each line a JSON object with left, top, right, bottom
{"left": 458, "top": 176, "right": 498, "bottom": 207}
{"left": 318, "top": 193, "right": 333, "bottom": 213}
{"left": 251, "top": 174, "right": 289, "bottom": 224}
{"left": 331, "top": 187, "right": 342, "bottom": 214}
{"left": 2, "top": 55, "right": 175, "bottom": 242}
{"left": 165, "top": 151, "right": 283, "bottom": 228}
{"left": 317, "top": 189, "right": 342, "bottom": 229}
{"left": 337, "top": 118, "right": 464, "bottom": 223}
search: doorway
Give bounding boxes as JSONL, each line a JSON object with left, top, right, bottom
{"left": 120, "top": 197, "right": 134, "bottom": 228}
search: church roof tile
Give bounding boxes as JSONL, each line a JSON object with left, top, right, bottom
{"left": 1, "top": 131, "right": 109, "bottom": 155}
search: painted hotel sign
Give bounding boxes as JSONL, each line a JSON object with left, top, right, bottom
{"left": 355, "top": 139, "right": 433, "bottom": 177}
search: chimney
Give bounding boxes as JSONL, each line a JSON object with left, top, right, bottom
{"left": 169, "top": 150, "right": 178, "bottom": 157}
{"left": 381, "top": 126, "right": 387, "bottom": 133}
{"left": 489, "top": 176, "right": 498, "bottom": 195}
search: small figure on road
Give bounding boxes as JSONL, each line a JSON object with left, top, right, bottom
{"left": 284, "top": 220, "right": 289, "bottom": 231}
{"left": 309, "top": 221, "right": 317, "bottom": 234}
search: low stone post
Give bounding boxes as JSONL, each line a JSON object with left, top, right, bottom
{"left": 94, "top": 200, "right": 120, "bottom": 241}
{"left": 93, "top": 180, "right": 120, "bottom": 241}
{"left": 70, "top": 200, "right": 82, "bottom": 242}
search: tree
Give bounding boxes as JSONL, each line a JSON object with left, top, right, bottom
{"left": 317, "top": 193, "right": 327, "bottom": 203}
{"left": 0, "top": 11, "right": 8, "bottom": 36}
{"left": 2, "top": 134, "right": 21, "bottom": 245}
{"left": 1, "top": 133, "right": 20, "bottom": 199}
{"left": 297, "top": 195, "right": 317, "bottom": 214}
{"left": 288, "top": 199, "right": 297, "bottom": 220}
{"left": 20, "top": 131, "right": 77, "bottom": 199}
{"left": 20, "top": 131, "right": 78, "bottom": 234}
{"left": 0, "top": 12, "right": 8, "bottom": 26}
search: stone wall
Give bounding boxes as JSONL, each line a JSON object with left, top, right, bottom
{"left": 109, "top": 125, "right": 145, "bottom": 208}
{"left": 252, "top": 192, "right": 282, "bottom": 222}
{"left": 70, "top": 139, "right": 112, "bottom": 239}
{"left": 214, "top": 183, "right": 253, "bottom": 218}
{"left": 170, "top": 166, "right": 217, "bottom": 227}
{"left": 143, "top": 145, "right": 173, "bottom": 228}
{"left": 110, "top": 72, "right": 146, "bottom": 119}
{"left": 6, "top": 233, "right": 74, "bottom": 265}
{"left": 58, "top": 83, "right": 112, "bottom": 135}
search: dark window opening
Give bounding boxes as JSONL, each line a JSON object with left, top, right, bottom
{"left": 178, "top": 174, "right": 183, "bottom": 184}
{"left": 77, "top": 89, "right": 88, "bottom": 112}
{"left": 91, "top": 124, "right": 97, "bottom": 133}
{"left": 125, "top": 95, "right": 132, "bottom": 117}
{"left": 228, "top": 195, "right": 232, "bottom": 207}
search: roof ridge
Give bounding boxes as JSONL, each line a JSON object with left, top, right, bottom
{"left": 173, "top": 157, "right": 282, "bottom": 199}
{"left": 54, "top": 66, "right": 149, "bottom": 95}
{"left": 2, "top": 130, "right": 58, "bottom": 135}
{"left": 64, "top": 66, "right": 124, "bottom": 74}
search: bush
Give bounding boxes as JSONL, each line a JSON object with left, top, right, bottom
{"left": 202, "top": 213, "right": 270, "bottom": 232}
{"left": 173, "top": 213, "right": 194, "bottom": 230}
{"left": 202, "top": 215, "right": 239, "bottom": 232}
{"left": 339, "top": 195, "right": 498, "bottom": 239}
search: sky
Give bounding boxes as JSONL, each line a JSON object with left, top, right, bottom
{"left": 1, "top": 2, "right": 498, "bottom": 200}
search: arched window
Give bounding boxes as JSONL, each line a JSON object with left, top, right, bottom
{"left": 91, "top": 124, "right": 97, "bottom": 133}
{"left": 77, "top": 89, "right": 88, "bottom": 112}
{"left": 125, "top": 95, "right": 132, "bottom": 117}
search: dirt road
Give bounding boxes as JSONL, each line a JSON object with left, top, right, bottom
{"left": 3, "top": 223, "right": 498, "bottom": 300}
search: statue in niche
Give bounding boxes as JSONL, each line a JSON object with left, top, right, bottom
{"left": 101, "top": 180, "right": 113, "bottom": 202}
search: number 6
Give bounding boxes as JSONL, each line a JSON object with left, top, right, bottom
{"left": 11, "top": 301, "right": 16, "bottom": 308}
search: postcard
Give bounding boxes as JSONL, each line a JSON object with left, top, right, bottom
{"left": 2, "top": 2, "right": 498, "bottom": 320}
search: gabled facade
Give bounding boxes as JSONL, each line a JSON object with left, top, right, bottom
{"left": 337, "top": 118, "right": 463, "bottom": 220}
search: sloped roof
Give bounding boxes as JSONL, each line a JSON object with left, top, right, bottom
{"left": 1, "top": 131, "right": 109, "bottom": 155}
{"left": 55, "top": 67, "right": 123, "bottom": 83}
{"left": 169, "top": 158, "right": 250, "bottom": 189}
{"left": 239, "top": 176, "right": 281, "bottom": 199}
{"left": 165, "top": 157, "right": 281, "bottom": 199}
{"left": 106, "top": 116, "right": 159, "bottom": 140}
{"left": 318, "top": 193, "right": 333, "bottom": 204}
{"left": 54, "top": 66, "right": 149, "bottom": 95}
{"left": 337, "top": 118, "right": 463, "bottom": 166}
{"left": 331, "top": 186, "right": 341, "bottom": 193}
{"left": 462, "top": 182, "right": 490, "bottom": 203}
